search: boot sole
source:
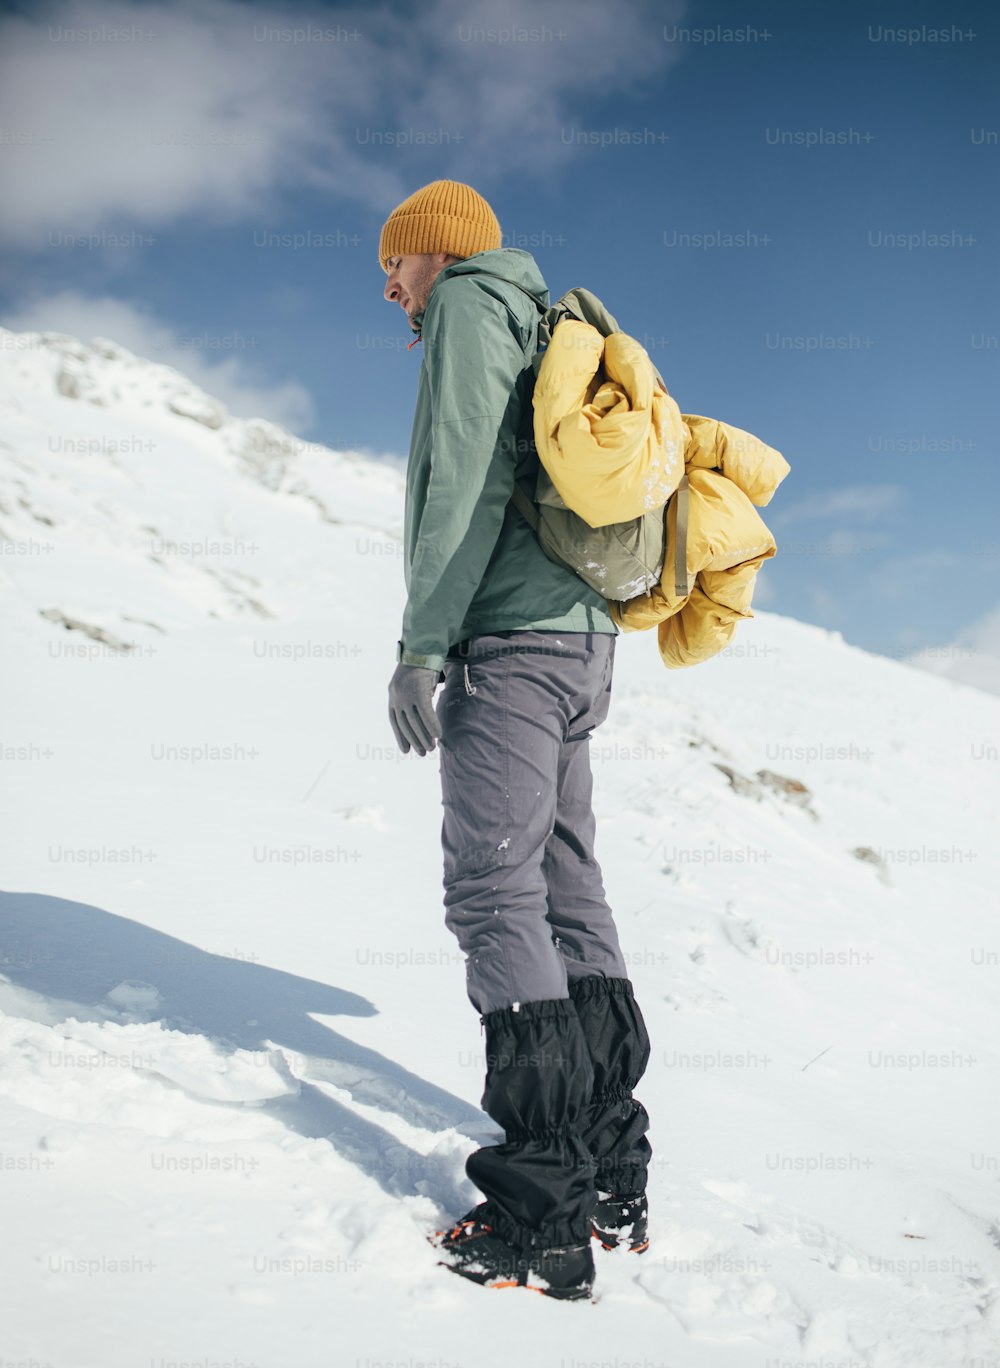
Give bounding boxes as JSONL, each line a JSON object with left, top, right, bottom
{"left": 430, "top": 1221, "right": 595, "bottom": 1299}
{"left": 439, "top": 1259, "right": 594, "bottom": 1300}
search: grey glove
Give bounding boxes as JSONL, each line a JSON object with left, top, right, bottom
{"left": 388, "top": 662, "right": 444, "bottom": 756}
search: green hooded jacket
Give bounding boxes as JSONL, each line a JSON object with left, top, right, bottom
{"left": 397, "top": 247, "right": 617, "bottom": 672}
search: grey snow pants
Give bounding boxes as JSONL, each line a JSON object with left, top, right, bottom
{"left": 437, "top": 629, "right": 628, "bottom": 1016}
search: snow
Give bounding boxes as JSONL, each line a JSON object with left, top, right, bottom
{"left": 2, "top": 324, "right": 1000, "bottom": 1366}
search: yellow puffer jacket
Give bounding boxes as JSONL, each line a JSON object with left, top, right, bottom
{"left": 532, "top": 319, "right": 790, "bottom": 668}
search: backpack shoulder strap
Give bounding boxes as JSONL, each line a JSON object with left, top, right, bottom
{"left": 672, "top": 473, "right": 690, "bottom": 598}
{"left": 509, "top": 481, "right": 540, "bottom": 531}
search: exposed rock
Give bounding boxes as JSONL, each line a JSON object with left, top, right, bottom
{"left": 756, "top": 769, "right": 813, "bottom": 810}
{"left": 712, "top": 762, "right": 759, "bottom": 800}
{"left": 38, "top": 607, "right": 135, "bottom": 652}
{"left": 851, "top": 846, "right": 890, "bottom": 883}
{"left": 167, "top": 391, "right": 225, "bottom": 429}
{"left": 712, "top": 761, "right": 818, "bottom": 819}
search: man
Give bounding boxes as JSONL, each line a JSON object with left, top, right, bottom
{"left": 380, "top": 180, "right": 652, "bottom": 1301}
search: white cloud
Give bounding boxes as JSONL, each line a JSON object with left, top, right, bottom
{"left": 904, "top": 601, "right": 1000, "bottom": 698}
{"left": 1, "top": 290, "right": 314, "bottom": 431}
{"left": 0, "top": 0, "right": 401, "bottom": 247}
{"left": 863, "top": 549, "right": 969, "bottom": 604}
{"left": 772, "top": 483, "right": 906, "bottom": 527}
{"left": 0, "top": 0, "right": 685, "bottom": 248}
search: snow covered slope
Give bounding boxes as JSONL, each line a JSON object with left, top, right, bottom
{"left": 2, "top": 326, "right": 1000, "bottom": 1368}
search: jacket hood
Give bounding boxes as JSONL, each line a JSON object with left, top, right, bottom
{"left": 411, "top": 248, "right": 549, "bottom": 332}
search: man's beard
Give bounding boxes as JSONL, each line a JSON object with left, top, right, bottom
{"left": 406, "top": 260, "right": 439, "bottom": 330}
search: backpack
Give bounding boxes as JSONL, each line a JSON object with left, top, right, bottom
{"left": 475, "top": 271, "right": 690, "bottom": 603}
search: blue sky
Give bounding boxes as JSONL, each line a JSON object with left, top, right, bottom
{"left": 0, "top": 0, "right": 996, "bottom": 665}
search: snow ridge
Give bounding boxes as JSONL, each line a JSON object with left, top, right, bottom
{"left": 3, "top": 325, "right": 1000, "bottom": 1367}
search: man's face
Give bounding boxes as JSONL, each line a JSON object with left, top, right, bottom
{"left": 383, "top": 252, "right": 456, "bottom": 331}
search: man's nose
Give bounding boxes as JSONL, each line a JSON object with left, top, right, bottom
{"left": 384, "top": 275, "right": 399, "bottom": 303}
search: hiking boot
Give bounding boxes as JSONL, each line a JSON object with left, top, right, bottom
{"left": 591, "top": 1191, "right": 649, "bottom": 1253}
{"left": 430, "top": 1205, "right": 595, "bottom": 1300}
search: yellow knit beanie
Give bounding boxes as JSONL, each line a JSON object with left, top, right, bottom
{"left": 378, "top": 180, "right": 502, "bottom": 272}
